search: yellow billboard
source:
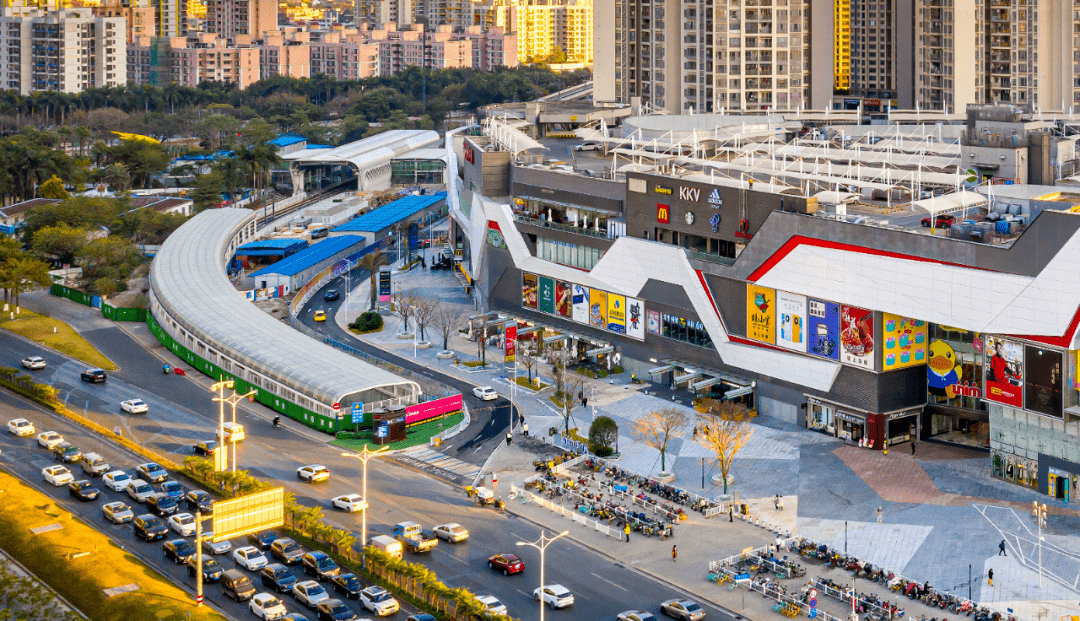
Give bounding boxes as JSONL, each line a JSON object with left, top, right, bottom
{"left": 588, "top": 289, "right": 608, "bottom": 330}
{"left": 881, "top": 313, "right": 928, "bottom": 370}
{"left": 607, "top": 294, "right": 626, "bottom": 334}
{"left": 210, "top": 488, "right": 284, "bottom": 542}
{"left": 746, "top": 284, "right": 776, "bottom": 344}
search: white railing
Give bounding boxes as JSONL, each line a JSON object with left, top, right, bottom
{"left": 551, "top": 454, "right": 588, "bottom": 477}
{"left": 430, "top": 405, "right": 471, "bottom": 446}
{"left": 705, "top": 505, "right": 725, "bottom": 518}
{"left": 510, "top": 485, "right": 622, "bottom": 539}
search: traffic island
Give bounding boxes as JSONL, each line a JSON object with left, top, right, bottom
{"left": 331, "top": 412, "right": 464, "bottom": 452}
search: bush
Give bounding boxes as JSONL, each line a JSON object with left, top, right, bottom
{"left": 611, "top": 365, "right": 624, "bottom": 374}
{"left": 351, "top": 311, "right": 383, "bottom": 332}
{"left": 596, "top": 368, "right": 608, "bottom": 378}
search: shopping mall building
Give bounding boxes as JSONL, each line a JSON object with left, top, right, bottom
{"left": 448, "top": 108, "right": 1080, "bottom": 502}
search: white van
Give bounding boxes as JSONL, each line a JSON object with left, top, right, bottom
{"left": 222, "top": 422, "right": 245, "bottom": 442}
{"left": 369, "top": 535, "right": 403, "bottom": 559}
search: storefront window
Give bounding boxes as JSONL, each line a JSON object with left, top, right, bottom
{"left": 660, "top": 313, "right": 714, "bottom": 349}
{"left": 536, "top": 237, "right": 602, "bottom": 270}
{"left": 993, "top": 449, "right": 1038, "bottom": 489}
{"left": 808, "top": 403, "right": 835, "bottom": 434}
{"left": 926, "top": 325, "right": 987, "bottom": 412}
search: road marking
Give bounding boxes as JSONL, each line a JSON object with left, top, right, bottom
{"left": 590, "top": 572, "right": 629, "bottom": 592}
{"left": 473, "top": 446, "right": 483, "bottom": 453}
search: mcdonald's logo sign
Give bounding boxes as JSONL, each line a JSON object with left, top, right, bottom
{"left": 657, "top": 204, "right": 670, "bottom": 224}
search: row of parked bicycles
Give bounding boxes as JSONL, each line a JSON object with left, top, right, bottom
{"left": 523, "top": 470, "right": 677, "bottom": 539}
{"left": 594, "top": 460, "right": 719, "bottom": 515}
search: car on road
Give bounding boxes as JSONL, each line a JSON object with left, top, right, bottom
{"left": 315, "top": 599, "right": 356, "bottom": 621}
{"left": 249, "top": 592, "right": 288, "bottom": 620}
{"left": 121, "top": 399, "right": 149, "bottom": 414}
{"left": 920, "top": 214, "right": 957, "bottom": 228}
{"left": 270, "top": 538, "right": 304, "bottom": 565}
{"left": 186, "top": 489, "right": 214, "bottom": 514}
{"left": 313, "top": 310, "right": 327, "bottom": 322}
{"left": 222, "top": 569, "right": 258, "bottom": 602}
{"left": 133, "top": 514, "right": 169, "bottom": 542}
{"left": 169, "top": 512, "right": 197, "bottom": 537}
{"left": 292, "top": 580, "right": 330, "bottom": 609}
{"left": 660, "top": 599, "right": 706, "bottom": 621}
{"left": 202, "top": 531, "right": 232, "bottom": 555}
{"left": 80, "top": 452, "right": 110, "bottom": 476}
{"left": 102, "top": 501, "right": 135, "bottom": 524}
{"left": 406, "top": 616, "right": 436, "bottom": 621}
{"left": 42, "top": 465, "right": 74, "bottom": 486}
{"left": 126, "top": 479, "right": 156, "bottom": 503}
{"left": 103, "top": 470, "right": 132, "bottom": 492}
{"left": 323, "top": 290, "right": 340, "bottom": 301}
{"left": 223, "top": 422, "right": 245, "bottom": 442}
{"left": 360, "top": 586, "right": 398, "bottom": 617}
{"left": 136, "top": 462, "right": 168, "bottom": 483}
{"left": 163, "top": 538, "right": 198, "bottom": 564}
{"left": 330, "top": 573, "right": 361, "bottom": 599}
{"left": 282, "top": 615, "right": 312, "bottom": 621}
{"left": 187, "top": 554, "right": 224, "bottom": 583}
{"left": 477, "top": 595, "right": 507, "bottom": 616}
{"left": 146, "top": 492, "right": 179, "bottom": 517}
{"left": 296, "top": 465, "right": 330, "bottom": 483}
{"left": 472, "top": 386, "right": 498, "bottom": 401}
{"left": 193, "top": 439, "right": 219, "bottom": 456}
{"left": 618, "top": 611, "right": 660, "bottom": 621}
{"left": 261, "top": 564, "right": 299, "bottom": 593}
{"left": 36, "top": 431, "right": 63, "bottom": 449}
{"left": 8, "top": 418, "right": 35, "bottom": 437}
{"left": 487, "top": 553, "right": 524, "bottom": 575}
{"left": 249, "top": 531, "right": 278, "bottom": 549}
{"left": 68, "top": 479, "right": 100, "bottom": 501}
{"left": 301, "top": 552, "right": 340, "bottom": 581}
{"left": 160, "top": 480, "right": 184, "bottom": 502}
{"left": 431, "top": 523, "right": 468, "bottom": 543}
{"left": 330, "top": 494, "right": 366, "bottom": 513}
{"left": 234, "top": 546, "right": 270, "bottom": 571}
{"left": 534, "top": 585, "right": 574, "bottom": 609}
{"left": 52, "top": 442, "right": 81, "bottom": 463}
{"left": 80, "top": 369, "right": 107, "bottom": 383}
{"left": 21, "top": 356, "right": 46, "bottom": 370}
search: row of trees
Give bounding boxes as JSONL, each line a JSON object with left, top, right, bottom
{"left": 0, "top": 237, "right": 52, "bottom": 308}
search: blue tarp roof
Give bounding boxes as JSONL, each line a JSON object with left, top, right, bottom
{"left": 268, "top": 135, "right": 306, "bottom": 147}
{"left": 331, "top": 193, "right": 447, "bottom": 234}
{"left": 306, "top": 144, "right": 333, "bottom": 149}
{"left": 250, "top": 235, "right": 366, "bottom": 278}
{"left": 236, "top": 238, "right": 308, "bottom": 257}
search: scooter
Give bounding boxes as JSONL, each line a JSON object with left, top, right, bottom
{"left": 273, "top": 417, "right": 281, "bottom": 428}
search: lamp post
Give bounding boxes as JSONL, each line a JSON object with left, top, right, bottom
{"left": 341, "top": 446, "right": 389, "bottom": 569}
{"left": 516, "top": 530, "right": 569, "bottom": 621}
{"left": 213, "top": 382, "right": 257, "bottom": 474}
{"left": 1033, "top": 501, "right": 1047, "bottom": 587}
{"left": 210, "top": 381, "right": 231, "bottom": 472}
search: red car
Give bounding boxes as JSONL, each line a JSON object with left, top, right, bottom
{"left": 920, "top": 214, "right": 957, "bottom": 228}
{"left": 487, "top": 553, "right": 524, "bottom": 576}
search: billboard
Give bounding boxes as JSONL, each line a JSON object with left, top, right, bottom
{"left": 555, "top": 281, "right": 572, "bottom": 318}
{"left": 378, "top": 270, "right": 392, "bottom": 303}
{"left": 746, "top": 284, "right": 776, "bottom": 344}
{"left": 840, "top": 305, "right": 874, "bottom": 369}
{"left": 983, "top": 336, "right": 1024, "bottom": 408}
{"left": 538, "top": 276, "right": 555, "bottom": 314}
{"left": 626, "top": 297, "right": 645, "bottom": 340}
{"left": 211, "top": 488, "right": 285, "bottom": 542}
{"left": 589, "top": 289, "right": 608, "bottom": 329}
{"left": 607, "top": 294, "right": 626, "bottom": 333}
{"left": 405, "top": 394, "right": 463, "bottom": 425}
{"left": 1024, "top": 346, "right": 1063, "bottom": 418}
{"left": 571, "top": 285, "right": 589, "bottom": 323}
{"left": 776, "top": 291, "right": 807, "bottom": 352}
{"left": 505, "top": 323, "right": 517, "bottom": 362}
{"left": 647, "top": 309, "right": 660, "bottom": 335}
{"left": 522, "top": 273, "right": 538, "bottom": 309}
{"left": 882, "top": 314, "right": 928, "bottom": 370}
{"left": 807, "top": 298, "right": 840, "bottom": 360}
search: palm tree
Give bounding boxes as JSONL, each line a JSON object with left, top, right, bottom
{"left": 101, "top": 163, "right": 130, "bottom": 192}
{"left": 358, "top": 249, "right": 388, "bottom": 311}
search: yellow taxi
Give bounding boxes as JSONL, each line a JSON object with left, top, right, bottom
{"left": 313, "top": 310, "right": 326, "bottom": 322}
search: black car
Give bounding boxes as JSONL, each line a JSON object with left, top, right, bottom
{"left": 330, "top": 573, "right": 361, "bottom": 599}
{"left": 146, "top": 492, "right": 179, "bottom": 517}
{"left": 316, "top": 599, "right": 357, "bottom": 621}
{"left": 248, "top": 530, "right": 278, "bottom": 549}
{"left": 323, "top": 290, "right": 340, "bottom": 301}
{"left": 52, "top": 442, "right": 81, "bottom": 463}
{"left": 270, "top": 537, "right": 304, "bottom": 565}
{"left": 302, "top": 552, "right": 340, "bottom": 581}
{"left": 80, "top": 369, "right": 107, "bottom": 383}
{"left": 67, "top": 479, "right": 100, "bottom": 501}
{"left": 282, "top": 615, "right": 312, "bottom": 621}
{"left": 186, "top": 554, "right": 224, "bottom": 582}
{"left": 185, "top": 490, "right": 213, "bottom": 514}
{"left": 133, "top": 514, "right": 169, "bottom": 541}
{"left": 193, "top": 440, "right": 219, "bottom": 456}
{"left": 163, "top": 538, "right": 197, "bottom": 564}
{"left": 260, "top": 563, "right": 298, "bottom": 593}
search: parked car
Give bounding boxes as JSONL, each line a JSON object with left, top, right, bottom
{"left": 21, "top": 356, "right": 46, "bottom": 370}
{"left": 168, "top": 512, "right": 197, "bottom": 537}
{"left": 102, "top": 470, "right": 132, "bottom": 492}
{"left": 234, "top": 546, "right": 270, "bottom": 571}
{"left": 202, "top": 531, "right": 233, "bottom": 555}
{"left": 187, "top": 554, "right": 224, "bottom": 582}
{"left": 301, "top": 552, "right": 340, "bottom": 581}
{"left": 146, "top": 493, "right": 179, "bottom": 517}
{"left": 472, "top": 386, "right": 498, "bottom": 401}
{"left": 248, "top": 531, "right": 278, "bottom": 550}
{"left": 296, "top": 465, "right": 330, "bottom": 483}
{"left": 52, "top": 442, "right": 81, "bottom": 463}
{"left": 193, "top": 439, "right": 219, "bottom": 456}
{"left": 487, "top": 553, "right": 524, "bottom": 575}
{"left": 330, "top": 573, "right": 361, "bottom": 599}
{"left": 68, "top": 480, "right": 100, "bottom": 501}
{"left": 661, "top": 599, "right": 706, "bottom": 621}
{"left": 261, "top": 564, "right": 299, "bottom": 593}
{"left": 186, "top": 489, "right": 214, "bottom": 514}
{"left": 7, "top": 418, "right": 35, "bottom": 436}
{"left": 432, "top": 523, "right": 469, "bottom": 543}
{"left": 249, "top": 592, "right": 288, "bottom": 620}
{"left": 126, "top": 479, "right": 156, "bottom": 503}
{"left": 42, "top": 465, "right": 74, "bottom": 486}
{"left": 360, "top": 586, "right": 399, "bottom": 617}
{"left": 79, "top": 452, "right": 110, "bottom": 477}
{"left": 133, "top": 514, "right": 169, "bottom": 542}
{"left": 163, "top": 538, "right": 198, "bottom": 564}
{"left": 102, "top": 501, "right": 135, "bottom": 524}
{"left": 135, "top": 462, "right": 168, "bottom": 483}
{"left": 920, "top": 214, "right": 957, "bottom": 228}
{"left": 533, "top": 584, "right": 574, "bottom": 609}
{"left": 270, "top": 538, "right": 304, "bottom": 565}
{"left": 80, "top": 368, "right": 107, "bottom": 383}
{"left": 315, "top": 599, "right": 357, "bottom": 621}
{"left": 330, "top": 494, "right": 366, "bottom": 513}
{"left": 292, "top": 580, "right": 330, "bottom": 609}
{"left": 36, "top": 431, "right": 63, "bottom": 449}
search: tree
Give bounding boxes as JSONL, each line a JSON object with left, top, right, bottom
{"left": 30, "top": 223, "right": 87, "bottom": 265}
{"left": 0, "top": 257, "right": 51, "bottom": 307}
{"left": 358, "top": 249, "right": 387, "bottom": 310}
{"left": 518, "top": 338, "right": 538, "bottom": 382}
{"left": 191, "top": 170, "right": 225, "bottom": 212}
{"left": 548, "top": 348, "right": 574, "bottom": 402}
{"left": 557, "top": 372, "right": 585, "bottom": 435}
{"left": 392, "top": 289, "right": 418, "bottom": 332}
{"left": 588, "top": 415, "right": 618, "bottom": 456}
{"left": 697, "top": 418, "right": 755, "bottom": 494}
{"left": 99, "top": 163, "right": 131, "bottom": 192}
{"left": 632, "top": 407, "right": 689, "bottom": 473}
{"left": 38, "top": 175, "right": 68, "bottom": 199}
{"left": 413, "top": 296, "right": 438, "bottom": 342}
{"left": 469, "top": 315, "right": 488, "bottom": 365}
{"left": 432, "top": 302, "right": 463, "bottom": 351}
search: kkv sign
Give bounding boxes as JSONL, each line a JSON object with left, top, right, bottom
{"left": 679, "top": 187, "right": 700, "bottom": 201}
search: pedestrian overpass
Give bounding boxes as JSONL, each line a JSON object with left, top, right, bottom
{"left": 281, "top": 130, "right": 441, "bottom": 194}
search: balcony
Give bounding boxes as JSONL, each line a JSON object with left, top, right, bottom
{"left": 512, "top": 213, "right": 614, "bottom": 240}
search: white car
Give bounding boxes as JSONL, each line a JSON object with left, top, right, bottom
{"left": 360, "top": 586, "right": 399, "bottom": 617}
{"left": 292, "top": 580, "right": 330, "bottom": 608}
{"left": 7, "top": 418, "right": 35, "bottom": 437}
{"left": 201, "top": 531, "right": 232, "bottom": 555}
{"left": 296, "top": 465, "right": 330, "bottom": 483}
{"left": 126, "top": 479, "right": 155, "bottom": 503}
{"left": 618, "top": 611, "right": 660, "bottom": 621}
{"left": 472, "top": 386, "right": 498, "bottom": 401}
{"left": 36, "top": 431, "right": 64, "bottom": 449}
{"left": 477, "top": 594, "right": 507, "bottom": 616}
{"left": 233, "top": 546, "right": 269, "bottom": 571}
{"left": 42, "top": 465, "right": 74, "bottom": 486}
{"left": 102, "top": 470, "right": 132, "bottom": 492}
{"left": 432, "top": 523, "right": 469, "bottom": 543}
{"left": 102, "top": 501, "right": 135, "bottom": 524}
{"left": 21, "top": 356, "right": 46, "bottom": 370}
{"left": 249, "top": 592, "right": 288, "bottom": 620}
{"left": 169, "top": 513, "right": 197, "bottom": 537}
{"left": 331, "top": 494, "right": 367, "bottom": 513}
{"left": 660, "top": 599, "right": 706, "bottom": 621}
{"left": 120, "top": 399, "right": 149, "bottom": 415}
{"left": 534, "top": 584, "right": 574, "bottom": 609}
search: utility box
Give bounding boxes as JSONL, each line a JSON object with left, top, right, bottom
{"left": 373, "top": 407, "right": 407, "bottom": 444}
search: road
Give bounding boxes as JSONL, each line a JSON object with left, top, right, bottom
{"left": 2, "top": 330, "right": 739, "bottom": 621}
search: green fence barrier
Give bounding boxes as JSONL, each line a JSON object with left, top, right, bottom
{"left": 49, "top": 284, "right": 93, "bottom": 307}
{"left": 101, "top": 304, "right": 148, "bottom": 323}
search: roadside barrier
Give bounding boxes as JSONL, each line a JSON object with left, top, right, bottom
{"left": 509, "top": 484, "right": 622, "bottom": 540}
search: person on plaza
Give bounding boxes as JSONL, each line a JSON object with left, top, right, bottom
{"left": 729, "top": 506, "right": 734, "bottom": 522}
{"left": 671, "top": 545, "right": 677, "bottom": 562}
{"left": 877, "top": 506, "right": 883, "bottom": 523}
{"left": 778, "top": 496, "right": 784, "bottom": 511}
{"left": 911, "top": 442, "right": 916, "bottom": 456}
{"left": 999, "top": 540, "right": 1007, "bottom": 556}
{"left": 988, "top": 568, "right": 994, "bottom": 586}
{"left": 522, "top": 422, "right": 529, "bottom": 438}
{"left": 505, "top": 431, "right": 512, "bottom": 445}
{"left": 774, "top": 495, "right": 780, "bottom": 510}
{"left": 624, "top": 523, "right": 631, "bottom": 543}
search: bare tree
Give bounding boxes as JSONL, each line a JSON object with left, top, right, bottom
{"left": 518, "top": 338, "right": 539, "bottom": 382}
{"left": 558, "top": 373, "right": 585, "bottom": 435}
{"left": 392, "top": 288, "right": 418, "bottom": 332}
{"left": 697, "top": 418, "right": 755, "bottom": 494}
{"left": 414, "top": 296, "right": 439, "bottom": 342}
{"left": 632, "top": 407, "right": 689, "bottom": 473}
{"left": 432, "top": 303, "right": 463, "bottom": 351}
{"left": 469, "top": 316, "right": 489, "bottom": 365}
{"left": 547, "top": 348, "right": 574, "bottom": 402}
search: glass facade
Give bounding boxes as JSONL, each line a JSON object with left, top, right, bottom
{"left": 536, "top": 237, "right": 603, "bottom": 270}
{"left": 660, "top": 313, "right": 714, "bottom": 348}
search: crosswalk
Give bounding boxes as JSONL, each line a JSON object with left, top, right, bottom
{"left": 394, "top": 446, "right": 481, "bottom": 485}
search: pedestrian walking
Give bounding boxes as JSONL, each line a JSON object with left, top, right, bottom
{"left": 877, "top": 506, "right": 883, "bottom": 523}
{"left": 774, "top": 495, "right": 780, "bottom": 510}
{"left": 911, "top": 442, "right": 916, "bottom": 456}
{"left": 672, "top": 545, "right": 678, "bottom": 563}
{"left": 999, "top": 540, "right": 1007, "bottom": 556}
{"left": 505, "top": 431, "right": 512, "bottom": 446}
{"left": 988, "top": 569, "right": 994, "bottom": 586}
{"left": 522, "top": 422, "right": 529, "bottom": 438}
{"left": 624, "top": 524, "right": 631, "bottom": 543}
{"left": 582, "top": 396, "right": 588, "bottom": 408}
{"left": 778, "top": 496, "right": 784, "bottom": 511}
{"left": 729, "top": 506, "right": 734, "bottom": 522}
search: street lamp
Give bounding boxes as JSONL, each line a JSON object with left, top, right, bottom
{"left": 1033, "top": 501, "right": 1047, "bottom": 587}
{"left": 341, "top": 446, "right": 389, "bottom": 569}
{"left": 210, "top": 381, "right": 232, "bottom": 472}
{"left": 516, "top": 530, "right": 569, "bottom": 621}
{"left": 212, "top": 381, "right": 256, "bottom": 474}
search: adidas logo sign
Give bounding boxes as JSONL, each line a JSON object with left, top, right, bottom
{"left": 708, "top": 189, "right": 723, "bottom": 207}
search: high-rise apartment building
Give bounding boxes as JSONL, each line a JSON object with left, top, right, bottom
{"left": 0, "top": 2, "right": 126, "bottom": 94}
{"left": 461, "top": 25, "right": 517, "bottom": 69}
{"left": 370, "top": 23, "right": 472, "bottom": 74}
{"left": 92, "top": 0, "right": 156, "bottom": 44}
{"left": 485, "top": 0, "right": 592, "bottom": 65}
{"left": 206, "top": 0, "right": 277, "bottom": 40}
{"left": 154, "top": 0, "right": 186, "bottom": 36}
{"left": 842, "top": 0, "right": 913, "bottom": 110}
{"left": 355, "top": 0, "right": 413, "bottom": 29}
{"left": 833, "top": 0, "right": 849, "bottom": 90}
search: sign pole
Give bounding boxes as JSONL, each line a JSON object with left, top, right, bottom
{"left": 195, "top": 510, "right": 203, "bottom": 607}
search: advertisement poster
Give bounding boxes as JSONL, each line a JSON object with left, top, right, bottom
{"left": 776, "top": 291, "right": 808, "bottom": 352}
{"left": 626, "top": 297, "right": 645, "bottom": 340}
{"left": 1024, "top": 346, "right": 1063, "bottom": 418}
{"left": 522, "top": 273, "right": 538, "bottom": 309}
{"left": 538, "top": 276, "right": 555, "bottom": 315}
{"left": 983, "top": 336, "right": 1024, "bottom": 408}
{"left": 840, "top": 305, "right": 875, "bottom": 369}
{"left": 807, "top": 298, "right": 841, "bottom": 360}
{"left": 555, "top": 281, "right": 572, "bottom": 318}
{"left": 486, "top": 220, "right": 507, "bottom": 249}
{"left": 647, "top": 310, "right": 661, "bottom": 335}
{"left": 589, "top": 289, "right": 608, "bottom": 330}
{"left": 378, "top": 270, "right": 392, "bottom": 303}
{"left": 607, "top": 294, "right": 626, "bottom": 333}
{"left": 571, "top": 285, "right": 589, "bottom": 324}
{"left": 927, "top": 335, "right": 983, "bottom": 404}
{"left": 882, "top": 314, "right": 928, "bottom": 370}
{"left": 504, "top": 323, "right": 517, "bottom": 362}
{"left": 746, "top": 284, "right": 777, "bottom": 344}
